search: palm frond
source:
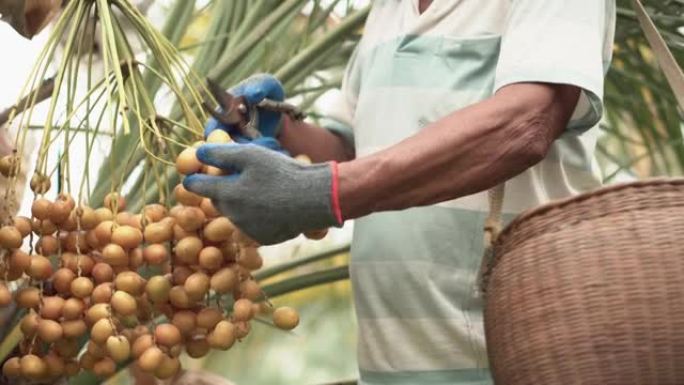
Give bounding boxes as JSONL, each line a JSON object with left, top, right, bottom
{"left": 602, "top": 0, "right": 684, "bottom": 180}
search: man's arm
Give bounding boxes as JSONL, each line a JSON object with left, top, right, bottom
{"left": 337, "top": 82, "right": 580, "bottom": 219}
{"left": 278, "top": 116, "right": 355, "bottom": 163}
{"left": 184, "top": 82, "right": 581, "bottom": 245}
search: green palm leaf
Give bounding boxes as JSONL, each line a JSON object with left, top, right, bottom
{"left": 602, "top": 0, "right": 684, "bottom": 180}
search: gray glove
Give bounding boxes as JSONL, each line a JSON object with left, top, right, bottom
{"left": 183, "top": 143, "right": 343, "bottom": 245}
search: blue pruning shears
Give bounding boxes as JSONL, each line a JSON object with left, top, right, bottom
{"left": 202, "top": 78, "right": 305, "bottom": 140}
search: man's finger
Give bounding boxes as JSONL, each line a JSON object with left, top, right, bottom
{"left": 196, "top": 143, "right": 269, "bottom": 171}
{"left": 252, "top": 137, "right": 284, "bottom": 152}
{"left": 232, "top": 74, "right": 285, "bottom": 104}
{"left": 203, "top": 117, "right": 225, "bottom": 138}
{"left": 183, "top": 174, "right": 231, "bottom": 200}
{"left": 240, "top": 86, "right": 266, "bottom": 105}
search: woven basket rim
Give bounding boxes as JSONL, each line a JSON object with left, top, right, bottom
{"left": 480, "top": 178, "right": 684, "bottom": 292}
{"left": 495, "top": 177, "right": 684, "bottom": 246}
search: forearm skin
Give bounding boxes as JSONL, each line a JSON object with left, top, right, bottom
{"left": 278, "top": 116, "right": 355, "bottom": 163}
{"left": 337, "top": 83, "right": 581, "bottom": 220}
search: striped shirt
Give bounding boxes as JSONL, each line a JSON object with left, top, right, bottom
{"left": 325, "top": 1, "right": 616, "bottom": 384}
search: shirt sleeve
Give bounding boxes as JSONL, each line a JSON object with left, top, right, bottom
{"left": 318, "top": 43, "right": 362, "bottom": 148}
{"left": 494, "top": 0, "right": 616, "bottom": 134}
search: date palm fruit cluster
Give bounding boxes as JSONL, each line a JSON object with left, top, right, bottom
{"left": 0, "top": 133, "right": 300, "bottom": 381}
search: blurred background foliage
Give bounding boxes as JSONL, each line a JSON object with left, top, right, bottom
{"left": 1, "top": 0, "right": 683, "bottom": 384}
{"left": 601, "top": 0, "right": 684, "bottom": 181}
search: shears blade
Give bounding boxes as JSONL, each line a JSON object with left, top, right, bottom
{"left": 202, "top": 78, "right": 246, "bottom": 127}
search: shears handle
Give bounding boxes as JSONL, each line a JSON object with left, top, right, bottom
{"left": 240, "top": 99, "right": 305, "bottom": 140}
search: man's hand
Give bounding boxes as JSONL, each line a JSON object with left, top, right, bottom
{"left": 204, "top": 74, "right": 285, "bottom": 141}
{"left": 204, "top": 74, "right": 354, "bottom": 164}
{"left": 183, "top": 143, "right": 342, "bottom": 245}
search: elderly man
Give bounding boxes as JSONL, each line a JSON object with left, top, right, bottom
{"left": 186, "top": 0, "right": 616, "bottom": 384}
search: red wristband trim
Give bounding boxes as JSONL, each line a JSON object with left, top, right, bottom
{"left": 330, "top": 161, "right": 343, "bottom": 225}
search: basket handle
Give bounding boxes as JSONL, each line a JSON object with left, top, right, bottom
{"left": 478, "top": 2, "right": 684, "bottom": 294}
{"left": 476, "top": 183, "right": 505, "bottom": 296}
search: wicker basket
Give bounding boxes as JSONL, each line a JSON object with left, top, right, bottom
{"left": 482, "top": 178, "right": 684, "bottom": 385}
